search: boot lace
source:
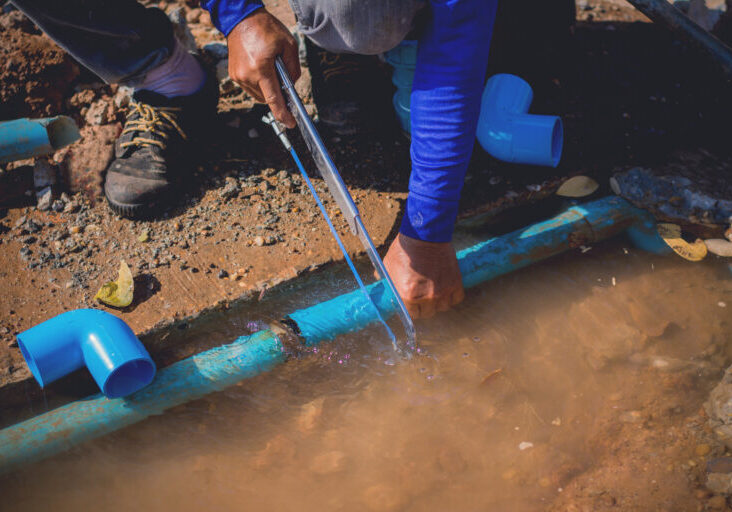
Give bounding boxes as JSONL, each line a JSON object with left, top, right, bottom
{"left": 120, "top": 102, "right": 187, "bottom": 151}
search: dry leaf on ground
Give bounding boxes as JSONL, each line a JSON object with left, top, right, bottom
{"left": 556, "top": 176, "right": 599, "bottom": 197}
{"left": 95, "top": 260, "right": 134, "bottom": 307}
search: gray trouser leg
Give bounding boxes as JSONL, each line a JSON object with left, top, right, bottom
{"left": 288, "top": 0, "right": 425, "bottom": 55}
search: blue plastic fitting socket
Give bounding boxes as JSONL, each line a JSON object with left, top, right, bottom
{"left": 384, "top": 40, "right": 418, "bottom": 134}
{"left": 17, "top": 309, "right": 156, "bottom": 398}
{"left": 477, "top": 74, "right": 563, "bottom": 168}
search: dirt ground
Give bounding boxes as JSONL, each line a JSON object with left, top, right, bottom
{"left": 1, "top": 0, "right": 732, "bottom": 509}
{"left": 1, "top": 0, "right": 731, "bottom": 387}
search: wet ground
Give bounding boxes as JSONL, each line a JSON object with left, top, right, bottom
{"left": 1, "top": 0, "right": 731, "bottom": 395}
{"left": 2, "top": 240, "right": 731, "bottom": 511}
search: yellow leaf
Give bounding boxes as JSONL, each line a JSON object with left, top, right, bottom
{"left": 556, "top": 176, "right": 599, "bottom": 198}
{"left": 661, "top": 236, "right": 707, "bottom": 262}
{"left": 704, "top": 239, "right": 732, "bottom": 257}
{"left": 95, "top": 260, "right": 134, "bottom": 307}
{"left": 657, "top": 223, "right": 682, "bottom": 238}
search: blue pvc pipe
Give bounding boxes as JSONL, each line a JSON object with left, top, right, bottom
{"left": 0, "top": 116, "right": 80, "bottom": 164}
{"left": 0, "top": 197, "right": 664, "bottom": 472}
{"left": 290, "top": 196, "right": 656, "bottom": 344}
{"left": 1, "top": 330, "right": 284, "bottom": 472}
{"left": 17, "top": 310, "right": 156, "bottom": 399}
{"left": 476, "top": 74, "right": 563, "bottom": 168}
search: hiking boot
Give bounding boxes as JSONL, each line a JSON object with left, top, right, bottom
{"left": 304, "top": 38, "right": 393, "bottom": 136}
{"left": 104, "top": 74, "right": 218, "bottom": 218}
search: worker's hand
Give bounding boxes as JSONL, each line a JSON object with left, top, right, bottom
{"left": 226, "top": 9, "right": 300, "bottom": 128}
{"left": 382, "top": 233, "right": 465, "bottom": 319}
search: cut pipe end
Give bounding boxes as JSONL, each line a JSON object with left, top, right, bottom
{"left": 17, "top": 309, "right": 155, "bottom": 398}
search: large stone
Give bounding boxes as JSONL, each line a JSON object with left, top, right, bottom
{"left": 612, "top": 167, "right": 732, "bottom": 237}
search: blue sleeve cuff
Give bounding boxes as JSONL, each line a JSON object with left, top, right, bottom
{"left": 201, "top": 0, "right": 264, "bottom": 36}
{"left": 400, "top": 192, "right": 460, "bottom": 243}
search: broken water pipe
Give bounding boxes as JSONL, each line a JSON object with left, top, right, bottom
{"left": 0, "top": 196, "right": 667, "bottom": 473}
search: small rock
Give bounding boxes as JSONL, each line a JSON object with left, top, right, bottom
{"left": 36, "top": 186, "right": 53, "bottom": 211}
{"left": 138, "top": 229, "right": 150, "bottom": 243}
{"left": 85, "top": 98, "right": 113, "bottom": 126}
{"left": 219, "top": 177, "right": 240, "bottom": 200}
{"left": 51, "top": 199, "right": 65, "bottom": 212}
{"left": 69, "top": 225, "right": 82, "bottom": 235}
{"left": 185, "top": 7, "right": 201, "bottom": 23}
{"left": 218, "top": 269, "right": 229, "bottom": 279}
{"left": 18, "top": 246, "right": 31, "bottom": 261}
{"left": 707, "top": 473, "right": 732, "bottom": 495}
{"left": 708, "top": 495, "right": 728, "bottom": 510}
{"left": 518, "top": 441, "right": 534, "bottom": 451}
{"left": 113, "top": 86, "right": 133, "bottom": 109}
{"left": 248, "top": 128, "right": 259, "bottom": 139}
{"left": 63, "top": 200, "right": 79, "bottom": 214}
{"left": 254, "top": 235, "right": 265, "bottom": 247}
{"left": 697, "top": 444, "right": 712, "bottom": 457}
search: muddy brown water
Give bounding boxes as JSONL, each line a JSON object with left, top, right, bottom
{"left": 1, "top": 240, "right": 731, "bottom": 511}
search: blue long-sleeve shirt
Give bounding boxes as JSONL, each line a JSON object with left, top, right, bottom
{"left": 202, "top": 0, "right": 496, "bottom": 243}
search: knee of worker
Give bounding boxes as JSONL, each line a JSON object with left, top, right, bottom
{"left": 293, "top": 0, "right": 423, "bottom": 55}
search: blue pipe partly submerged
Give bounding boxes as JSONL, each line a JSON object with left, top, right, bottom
{"left": 17, "top": 309, "right": 156, "bottom": 399}
{"left": 0, "top": 197, "right": 666, "bottom": 472}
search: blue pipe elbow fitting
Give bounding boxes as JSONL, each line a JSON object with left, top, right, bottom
{"left": 477, "top": 74, "right": 563, "bottom": 168}
{"left": 17, "top": 309, "right": 156, "bottom": 398}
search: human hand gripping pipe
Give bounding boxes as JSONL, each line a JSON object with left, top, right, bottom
{"left": 16, "top": 309, "right": 156, "bottom": 399}
{"left": 265, "top": 56, "right": 417, "bottom": 352}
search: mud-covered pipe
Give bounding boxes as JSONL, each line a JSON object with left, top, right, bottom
{"left": 17, "top": 309, "right": 156, "bottom": 399}
{"left": 476, "top": 74, "right": 563, "bottom": 168}
{"left": 0, "top": 116, "right": 80, "bottom": 164}
{"left": 0, "top": 196, "right": 664, "bottom": 472}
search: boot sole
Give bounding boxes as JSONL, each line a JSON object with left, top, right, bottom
{"left": 106, "top": 196, "right": 160, "bottom": 219}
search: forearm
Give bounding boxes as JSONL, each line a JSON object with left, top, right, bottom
{"left": 400, "top": 0, "right": 497, "bottom": 243}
